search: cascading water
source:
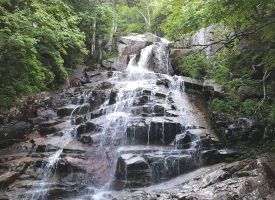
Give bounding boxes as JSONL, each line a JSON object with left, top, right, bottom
{"left": 27, "top": 91, "right": 92, "bottom": 200}
{"left": 22, "top": 35, "right": 218, "bottom": 200}
{"left": 84, "top": 40, "right": 211, "bottom": 198}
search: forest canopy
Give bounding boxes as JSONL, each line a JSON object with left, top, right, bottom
{"left": 0, "top": 0, "right": 274, "bottom": 127}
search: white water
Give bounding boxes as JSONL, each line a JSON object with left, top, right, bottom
{"left": 28, "top": 91, "right": 92, "bottom": 200}
{"left": 27, "top": 37, "right": 211, "bottom": 200}
{"left": 86, "top": 40, "right": 207, "bottom": 199}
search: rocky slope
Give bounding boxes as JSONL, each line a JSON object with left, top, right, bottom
{"left": 0, "top": 33, "right": 273, "bottom": 200}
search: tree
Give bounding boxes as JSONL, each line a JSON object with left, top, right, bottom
{"left": 0, "top": 0, "right": 86, "bottom": 108}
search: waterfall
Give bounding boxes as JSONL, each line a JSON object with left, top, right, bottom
{"left": 22, "top": 35, "right": 217, "bottom": 200}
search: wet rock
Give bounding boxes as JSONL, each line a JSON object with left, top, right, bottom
{"left": 37, "top": 109, "right": 57, "bottom": 120}
{"left": 57, "top": 103, "right": 90, "bottom": 117}
{"left": 57, "top": 105, "right": 77, "bottom": 117}
{"left": 39, "top": 122, "right": 65, "bottom": 136}
{"left": 96, "top": 81, "right": 114, "bottom": 90}
{"left": 112, "top": 153, "right": 275, "bottom": 200}
{"left": 146, "top": 42, "right": 174, "bottom": 75}
{"left": 174, "top": 132, "right": 196, "bottom": 149}
{"left": 36, "top": 144, "right": 61, "bottom": 153}
{"left": 56, "top": 158, "right": 71, "bottom": 175}
{"left": 76, "top": 103, "right": 90, "bottom": 115}
{"left": 74, "top": 116, "right": 85, "bottom": 125}
{"left": 201, "top": 149, "right": 238, "bottom": 165}
{"left": 89, "top": 90, "right": 111, "bottom": 110}
{"left": 115, "top": 154, "right": 150, "bottom": 188}
{"left": 90, "top": 109, "right": 103, "bottom": 119}
{"left": 109, "top": 89, "right": 118, "bottom": 105}
{"left": 0, "top": 171, "right": 20, "bottom": 188}
{"left": 39, "top": 120, "right": 63, "bottom": 128}
{"left": 76, "top": 121, "right": 100, "bottom": 136}
{"left": 147, "top": 153, "right": 194, "bottom": 182}
{"left": 154, "top": 92, "right": 166, "bottom": 98}
{"left": 79, "top": 135, "right": 93, "bottom": 146}
{"left": 156, "top": 79, "right": 170, "bottom": 88}
{"left": 153, "top": 105, "right": 165, "bottom": 116}
{"left": 134, "top": 96, "right": 149, "bottom": 106}
{"left": 53, "top": 131, "right": 64, "bottom": 137}
{"left": 127, "top": 119, "right": 182, "bottom": 145}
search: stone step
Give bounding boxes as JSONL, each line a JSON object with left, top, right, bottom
{"left": 114, "top": 152, "right": 195, "bottom": 188}
{"left": 57, "top": 103, "right": 90, "bottom": 117}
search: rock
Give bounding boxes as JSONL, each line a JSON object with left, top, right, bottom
{"left": 126, "top": 119, "right": 182, "bottom": 145}
{"left": 76, "top": 103, "right": 90, "bottom": 115}
{"left": 76, "top": 121, "right": 100, "bottom": 136}
{"left": 111, "top": 153, "right": 275, "bottom": 200}
{"left": 39, "top": 122, "right": 67, "bottom": 136}
{"left": 156, "top": 78, "right": 170, "bottom": 88}
{"left": 37, "top": 109, "right": 57, "bottom": 120}
{"left": 115, "top": 154, "right": 150, "bottom": 188}
{"left": 56, "top": 158, "right": 71, "bottom": 175}
{"left": 147, "top": 42, "right": 174, "bottom": 74}
{"left": 174, "top": 25, "right": 220, "bottom": 57}
{"left": 39, "top": 120, "right": 63, "bottom": 128}
{"left": 95, "top": 81, "right": 114, "bottom": 90}
{"left": 174, "top": 132, "right": 196, "bottom": 149}
{"left": 57, "top": 103, "right": 90, "bottom": 117}
{"left": 169, "top": 48, "right": 193, "bottom": 69}
{"left": 13, "top": 121, "right": 31, "bottom": 131}
{"left": 79, "top": 135, "right": 93, "bottom": 146}
{"left": 182, "top": 77, "right": 228, "bottom": 97}
{"left": 102, "top": 55, "right": 129, "bottom": 71}
{"left": 120, "top": 41, "right": 152, "bottom": 56}
{"left": 238, "top": 85, "right": 263, "bottom": 100}
{"left": 202, "top": 149, "right": 244, "bottom": 165}
{"left": 69, "top": 66, "right": 90, "bottom": 87}
{"left": 118, "top": 33, "right": 160, "bottom": 56}
{"left": 89, "top": 90, "right": 111, "bottom": 111}
{"left": 36, "top": 144, "right": 61, "bottom": 153}
{"left": 57, "top": 105, "right": 78, "bottom": 117}
{"left": 0, "top": 171, "right": 20, "bottom": 188}
{"left": 109, "top": 89, "right": 118, "bottom": 105}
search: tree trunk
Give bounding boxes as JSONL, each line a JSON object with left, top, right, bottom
{"left": 105, "top": 0, "right": 117, "bottom": 51}
{"left": 91, "top": 20, "right": 97, "bottom": 56}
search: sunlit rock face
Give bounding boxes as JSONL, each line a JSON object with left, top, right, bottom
{"left": 103, "top": 33, "right": 174, "bottom": 74}
{"left": 0, "top": 33, "right": 241, "bottom": 199}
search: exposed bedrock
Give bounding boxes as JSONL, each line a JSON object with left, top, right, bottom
{"left": 0, "top": 33, "right": 262, "bottom": 200}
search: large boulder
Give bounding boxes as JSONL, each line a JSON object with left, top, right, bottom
{"left": 69, "top": 65, "right": 91, "bottom": 87}
{"left": 118, "top": 33, "right": 160, "bottom": 56}
{"left": 238, "top": 85, "right": 263, "bottom": 100}
{"left": 169, "top": 48, "right": 193, "bottom": 69}
{"left": 102, "top": 55, "right": 129, "bottom": 71}
{"left": 115, "top": 154, "right": 150, "bottom": 188}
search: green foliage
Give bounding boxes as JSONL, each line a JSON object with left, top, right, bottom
{"left": 102, "top": 50, "right": 118, "bottom": 60}
{"left": 212, "top": 65, "right": 230, "bottom": 84}
{"left": 0, "top": 0, "right": 86, "bottom": 108}
{"left": 178, "top": 52, "right": 210, "bottom": 80}
{"left": 65, "top": 0, "right": 113, "bottom": 55}
{"left": 185, "top": 88, "right": 203, "bottom": 96}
